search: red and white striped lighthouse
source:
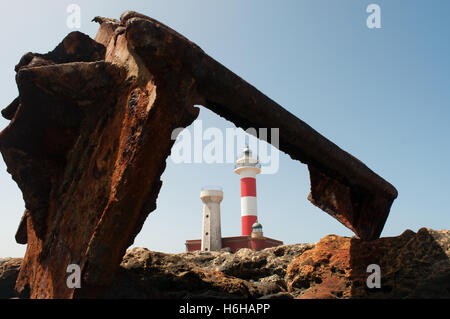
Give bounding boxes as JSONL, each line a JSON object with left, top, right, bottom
{"left": 234, "top": 146, "right": 261, "bottom": 236}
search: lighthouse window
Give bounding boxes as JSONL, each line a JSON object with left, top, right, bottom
{"left": 206, "top": 215, "right": 209, "bottom": 218}
{"left": 205, "top": 232, "right": 209, "bottom": 235}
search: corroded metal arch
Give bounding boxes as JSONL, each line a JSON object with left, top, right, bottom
{"left": 120, "top": 12, "right": 397, "bottom": 240}
{"left": 0, "top": 11, "right": 397, "bottom": 298}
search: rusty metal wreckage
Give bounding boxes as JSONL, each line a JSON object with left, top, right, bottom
{"left": 0, "top": 11, "right": 397, "bottom": 298}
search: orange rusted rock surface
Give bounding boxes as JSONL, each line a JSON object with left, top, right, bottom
{"left": 3, "top": 229, "right": 448, "bottom": 299}
{"left": 286, "top": 228, "right": 450, "bottom": 299}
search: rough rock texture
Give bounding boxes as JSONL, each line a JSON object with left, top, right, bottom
{"left": 108, "top": 244, "right": 313, "bottom": 298}
{"left": 1, "top": 229, "right": 449, "bottom": 299}
{"left": 109, "top": 228, "right": 450, "bottom": 299}
{"left": 0, "top": 258, "right": 22, "bottom": 299}
{"left": 0, "top": 11, "right": 398, "bottom": 298}
{"left": 287, "top": 228, "right": 450, "bottom": 299}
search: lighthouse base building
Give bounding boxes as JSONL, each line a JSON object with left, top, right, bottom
{"left": 186, "top": 235, "right": 283, "bottom": 253}
{"left": 186, "top": 194, "right": 283, "bottom": 253}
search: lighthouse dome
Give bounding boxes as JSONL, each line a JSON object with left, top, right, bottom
{"left": 252, "top": 222, "right": 263, "bottom": 232}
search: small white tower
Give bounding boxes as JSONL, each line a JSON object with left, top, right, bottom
{"left": 200, "top": 188, "right": 223, "bottom": 251}
{"left": 251, "top": 222, "right": 263, "bottom": 238}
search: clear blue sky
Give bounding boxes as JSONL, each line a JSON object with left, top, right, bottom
{"left": 0, "top": 1, "right": 449, "bottom": 256}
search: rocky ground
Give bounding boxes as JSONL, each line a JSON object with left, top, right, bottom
{"left": 1, "top": 228, "right": 449, "bottom": 299}
{"left": 0, "top": 258, "right": 21, "bottom": 299}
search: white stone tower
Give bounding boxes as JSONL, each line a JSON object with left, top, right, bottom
{"left": 200, "top": 188, "right": 223, "bottom": 251}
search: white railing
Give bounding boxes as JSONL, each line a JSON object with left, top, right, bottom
{"left": 234, "top": 162, "right": 261, "bottom": 169}
{"left": 201, "top": 185, "right": 223, "bottom": 191}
